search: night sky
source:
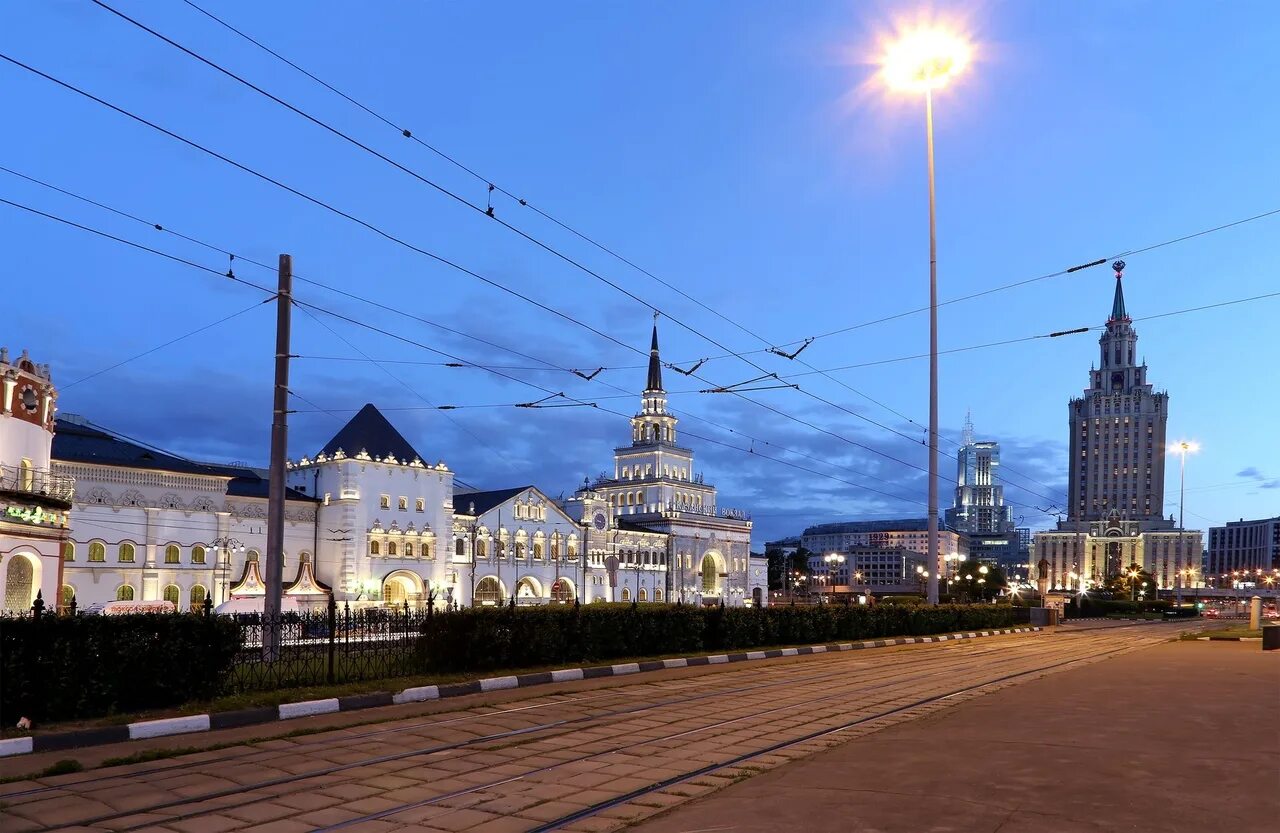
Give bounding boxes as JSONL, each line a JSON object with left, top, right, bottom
{"left": 4, "top": 1, "right": 1277, "bottom": 545}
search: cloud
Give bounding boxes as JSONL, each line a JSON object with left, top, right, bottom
{"left": 1237, "top": 466, "right": 1262, "bottom": 479}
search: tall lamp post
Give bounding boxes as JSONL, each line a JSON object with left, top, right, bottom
{"left": 1170, "top": 440, "right": 1199, "bottom": 606}
{"left": 881, "top": 28, "right": 972, "bottom": 606}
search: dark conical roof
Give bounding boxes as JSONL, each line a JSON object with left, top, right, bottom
{"left": 1109, "top": 263, "right": 1129, "bottom": 322}
{"left": 320, "top": 403, "right": 422, "bottom": 462}
{"left": 645, "top": 323, "right": 663, "bottom": 392}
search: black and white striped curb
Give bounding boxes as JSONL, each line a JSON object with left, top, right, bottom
{"left": 0, "top": 626, "right": 1039, "bottom": 758}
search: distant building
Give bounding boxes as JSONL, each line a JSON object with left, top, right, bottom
{"left": 764, "top": 536, "right": 801, "bottom": 556}
{"left": 945, "top": 413, "right": 1013, "bottom": 535}
{"left": 807, "top": 547, "right": 925, "bottom": 594}
{"left": 801, "top": 519, "right": 967, "bottom": 578}
{"left": 1207, "top": 517, "right": 1280, "bottom": 577}
{"left": 1033, "top": 262, "right": 1201, "bottom": 590}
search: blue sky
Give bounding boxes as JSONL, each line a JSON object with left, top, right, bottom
{"left": 4, "top": 1, "right": 1277, "bottom": 545}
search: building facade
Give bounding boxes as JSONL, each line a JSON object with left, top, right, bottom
{"left": 0, "top": 348, "right": 72, "bottom": 614}
{"left": 801, "top": 519, "right": 967, "bottom": 578}
{"left": 1034, "top": 263, "right": 1201, "bottom": 589}
{"left": 2, "top": 327, "right": 765, "bottom": 613}
{"left": 1207, "top": 516, "right": 1280, "bottom": 577}
{"left": 945, "top": 413, "right": 1014, "bottom": 535}
{"left": 1066, "top": 261, "right": 1169, "bottom": 525}
{"left": 807, "top": 546, "right": 926, "bottom": 595}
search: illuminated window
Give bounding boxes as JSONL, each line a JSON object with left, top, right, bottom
{"left": 380, "top": 494, "right": 390, "bottom": 509}
{"left": 369, "top": 540, "right": 380, "bottom": 555}
{"left": 119, "top": 542, "right": 136, "bottom": 563}
{"left": 163, "top": 584, "right": 180, "bottom": 607}
{"left": 62, "top": 541, "right": 75, "bottom": 562}
{"left": 416, "top": 498, "right": 424, "bottom": 512}
{"left": 398, "top": 496, "right": 408, "bottom": 511}
{"left": 165, "top": 545, "right": 180, "bottom": 564}
{"left": 89, "top": 542, "right": 106, "bottom": 562}
{"left": 116, "top": 584, "right": 135, "bottom": 601}
{"left": 191, "top": 545, "right": 206, "bottom": 564}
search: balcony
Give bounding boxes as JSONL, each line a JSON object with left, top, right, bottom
{"left": 0, "top": 464, "right": 75, "bottom": 510}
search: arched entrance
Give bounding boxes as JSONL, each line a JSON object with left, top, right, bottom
{"left": 515, "top": 577, "right": 543, "bottom": 604}
{"left": 699, "top": 552, "right": 724, "bottom": 597}
{"left": 551, "top": 577, "right": 575, "bottom": 603}
{"left": 3, "top": 553, "right": 39, "bottom": 613}
{"left": 474, "top": 576, "right": 505, "bottom": 606}
{"left": 382, "top": 570, "right": 423, "bottom": 607}
{"left": 752, "top": 586, "right": 763, "bottom": 607}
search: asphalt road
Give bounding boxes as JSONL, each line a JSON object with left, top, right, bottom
{"left": 0, "top": 621, "right": 1216, "bottom": 833}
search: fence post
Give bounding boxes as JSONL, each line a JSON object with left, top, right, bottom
{"left": 327, "top": 594, "right": 337, "bottom": 685}
{"left": 202, "top": 595, "right": 213, "bottom": 618}
{"left": 31, "top": 590, "right": 44, "bottom": 620}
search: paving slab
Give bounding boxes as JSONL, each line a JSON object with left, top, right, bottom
{"left": 631, "top": 640, "right": 1280, "bottom": 833}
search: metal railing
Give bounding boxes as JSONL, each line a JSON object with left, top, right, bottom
{"left": 0, "top": 464, "right": 75, "bottom": 504}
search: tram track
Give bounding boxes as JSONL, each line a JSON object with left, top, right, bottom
{"left": 317, "top": 629, "right": 1162, "bottom": 832}
{"left": 16, "top": 637, "right": 1021, "bottom": 831}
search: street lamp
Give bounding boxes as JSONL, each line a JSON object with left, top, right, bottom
{"left": 881, "top": 26, "right": 972, "bottom": 607}
{"left": 210, "top": 537, "right": 245, "bottom": 605}
{"left": 824, "top": 553, "right": 846, "bottom": 600}
{"left": 1170, "top": 440, "right": 1199, "bottom": 606}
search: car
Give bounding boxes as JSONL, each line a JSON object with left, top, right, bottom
{"left": 1201, "top": 608, "right": 1219, "bottom": 618}
{"left": 79, "top": 602, "right": 106, "bottom": 616}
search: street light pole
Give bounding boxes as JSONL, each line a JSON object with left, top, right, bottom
{"left": 881, "top": 29, "right": 970, "bottom": 606}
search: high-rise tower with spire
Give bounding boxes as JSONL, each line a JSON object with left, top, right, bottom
{"left": 1065, "top": 261, "right": 1169, "bottom": 527}
{"left": 945, "top": 411, "right": 1013, "bottom": 536}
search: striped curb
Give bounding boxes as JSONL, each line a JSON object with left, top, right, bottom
{"left": 1194, "top": 636, "right": 1261, "bottom": 641}
{"left": 1, "top": 626, "right": 1039, "bottom": 758}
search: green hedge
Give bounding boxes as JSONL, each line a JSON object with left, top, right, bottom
{"left": 0, "top": 613, "right": 241, "bottom": 724}
{"left": 417, "top": 603, "right": 1014, "bottom": 671}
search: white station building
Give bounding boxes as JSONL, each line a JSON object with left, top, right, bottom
{"left": 0, "top": 327, "right": 765, "bottom": 613}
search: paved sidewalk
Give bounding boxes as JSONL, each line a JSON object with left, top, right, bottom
{"left": 633, "top": 640, "right": 1279, "bottom": 833}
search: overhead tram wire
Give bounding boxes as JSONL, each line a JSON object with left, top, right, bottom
{"left": 154, "top": 0, "right": 1275, "bottom": 507}
{"left": 0, "top": 59, "right": 972, "bottom": 502}
{"left": 0, "top": 184, "right": 927, "bottom": 508}
{"left": 292, "top": 302, "right": 522, "bottom": 471}
{"left": 5, "top": 33, "right": 1259, "bottom": 509}
{"left": 62, "top": 299, "right": 274, "bottom": 390}
{"left": 10, "top": 179, "right": 1275, "bottom": 514}
{"left": 81, "top": 2, "right": 1052, "bottom": 488}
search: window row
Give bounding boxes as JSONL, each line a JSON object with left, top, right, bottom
{"left": 67, "top": 541, "right": 212, "bottom": 565}
{"left": 104, "top": 583, "right": 209, "bottom": 610}
{"left": 368, "top": 540, "right": 433, "bottom": 558}
{"left": 379, "top": 495, "right": 427, "bottom": 512}
{"left": 619, "top": 464, "right": 690, "bottom": 481}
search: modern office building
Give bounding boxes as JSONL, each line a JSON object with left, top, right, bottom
{"left": 1207, "top": 517, "right": 1280, "bottom": 577}
{"left": 945, "top": 413, "right": 1014, "bottom": 536}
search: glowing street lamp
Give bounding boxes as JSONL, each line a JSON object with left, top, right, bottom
{"left": 880, "top": 26, "right": 973, "bottom": 606}
{"left": 1170, "top": 440, "right": 1200, "bottom": 605}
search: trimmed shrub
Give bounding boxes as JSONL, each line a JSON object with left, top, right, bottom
{"left": 0, "top": 613, "right": 241, "bottom": 724}
{"left": 416, "top": 603, "right": 1014, "bottom": 670}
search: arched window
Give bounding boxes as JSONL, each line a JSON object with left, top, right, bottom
{"left": 533, "top": 543, "right": 543, "bottom": 560}
{"left": 476, "top": 540, "right": 487, "bottom": 558}
{"left": 247, "top": 550, "right": 260, "bottom": 562}
{"left": 190, "top": 585, "right": 208, "bottom": 610}
{"left": 423, "top": 543, "right": 431, "bottom": 559}
{"left": 639, "top": 588, "right": 649, "bottom": 602}
{"left": 119, "top": 542, "right": 135, "bottom": 563}
{"left": 655, "top": 589, "right": 664, "bottom": 601}
{"left": 474, "top": 576, "right": 503, "bottom": 605}
{"left": 89, "top": 542, "right": 106, "bottom": 562}
{"left": 516, "top": 542, "right": 525, "bottom": 559}
{"left": 621, "top": 588, "right": 632, "bottom": 602}
{"left": 62, "top": 542, "right": 75, "bottom": 562}
{"left": 456, "top": 538, "right": 465, "bottom": 556}
{"left": 404, "top": 543, "right": 414, "bottom": 557}
{"left": 369, "top": 540, "right": 380, "bottom": 555}
{"left": 191, "top": 546, "right": 206, "bottom": 564}
{"left": 165, "top": 545, "right": 180, "bottom": 564}
{"left": 388, "top": 541, "right": 398, "bottom": 556}
{"left": 116, "top": 584, "right": 135, "bottom": 601}
{"left": 61, "top": 585, "right": 75, "bottom": 609}
{"left": 551, "top": 538, "right": 560, "bottom": 559}
{"left": 163, "top": 584, "right": 181, "bottom": 607}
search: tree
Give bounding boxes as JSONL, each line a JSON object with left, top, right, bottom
{"left": 952, "top": 561, "right": 1008, "bottom": 602}
{"left": 766, "top": 547, "right": 812, "bottom": 595}
{"left": 1104, "top": 564, "right": 1159, "bottom": 600}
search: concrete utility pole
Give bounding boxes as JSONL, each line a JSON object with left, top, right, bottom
{"left": 264, "top": 253, "right": 292, "bottom": 661}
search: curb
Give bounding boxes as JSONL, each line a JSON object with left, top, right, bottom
{"left": 1194, "top": 636, "right": 1261, "bottom": 642}
{"left": 0, "top": 626, "right": 1040, "bottom": 759}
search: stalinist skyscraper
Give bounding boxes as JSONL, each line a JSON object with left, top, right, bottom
{"left": 1066, "top": 260, "right": 1169, "bottom": 526}
{"left": 1035, "top": 261, "right": 1198, "bottom": 591}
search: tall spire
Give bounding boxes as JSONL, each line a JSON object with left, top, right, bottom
{"left": 961, "top": 410, "right": 974, "bottom": 446}
{"left": 645, "top": 316, "right": 663, "bottom": 392}
{"left": 1108, "top": 260, "right": 1129, "bottom": 322}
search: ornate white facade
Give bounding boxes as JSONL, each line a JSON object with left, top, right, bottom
{"left": 4, "top": 326, "right": 765, "bottom": 613}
